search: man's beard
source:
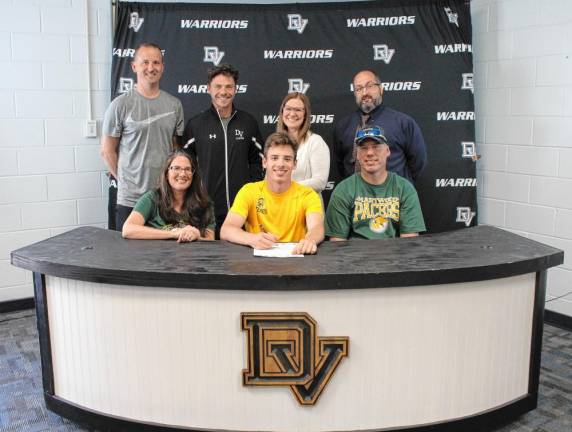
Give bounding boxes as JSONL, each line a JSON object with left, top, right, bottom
{"left": 359, "top": 95, "right": 382, "bottom": 113}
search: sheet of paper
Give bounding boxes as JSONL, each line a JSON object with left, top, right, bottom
{"left": 253, "top": 243, "right": 303, "bottom": 258}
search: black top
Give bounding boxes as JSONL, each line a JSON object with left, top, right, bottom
{"left": 182, "top": 105, "right": 264, "bottom": 218}
{"left": 11, "top": 226, "right": 563, "bottom": 291}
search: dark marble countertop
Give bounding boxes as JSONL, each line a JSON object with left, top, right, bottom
{"left": 11, "top": 225, "right": 563, "bottom": 290}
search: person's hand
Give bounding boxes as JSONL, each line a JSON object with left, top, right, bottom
{"left": 292, "top": 238, "right": 318, "bottom": 255}
{"left": 175, "top": 225, "right": 201, "bottom": 243}
{"left": 249, "top": 232, "right": 277, "bottom": 249}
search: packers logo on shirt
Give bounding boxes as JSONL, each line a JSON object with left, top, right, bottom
{"left": 256, "top": 197, "right": 267, "bottom": 214}
{"left": 369, "top": 216, "right": 389, "bottom": 233}
{"left": 353, "top": 196, "right": 400, "bottom": 223}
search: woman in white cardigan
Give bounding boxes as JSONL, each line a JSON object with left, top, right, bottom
{"left": 276, "top": 92, "right": 331, "bottom": 195}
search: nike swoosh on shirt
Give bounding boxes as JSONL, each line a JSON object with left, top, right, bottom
{"left": 125, "top": 111, "right": 175, "bottom": 126}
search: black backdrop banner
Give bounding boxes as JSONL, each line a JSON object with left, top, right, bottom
{"left": 109, "top": 0, "right": 477, "bottom": 233}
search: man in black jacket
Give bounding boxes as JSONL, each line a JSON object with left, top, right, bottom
{"left": 183, "top": 64, "right": 263, "bottom": 238}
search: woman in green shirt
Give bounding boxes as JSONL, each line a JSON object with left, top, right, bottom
{"left": 122, "top": 151, "right": 215, "bottom": 242}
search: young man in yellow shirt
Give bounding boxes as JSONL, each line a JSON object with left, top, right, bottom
{"left": 220, "top": 132, "right": 324, "bottom": 254}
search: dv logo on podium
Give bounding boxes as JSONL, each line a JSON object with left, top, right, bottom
{"left": 241, "top": 312, "right": 349, "bottom": 405}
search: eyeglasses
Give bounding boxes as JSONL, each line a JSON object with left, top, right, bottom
{"left": 353, "top": 82, "right": 381, "bottom": 94}
{"left": 355, "top": 126, "right": 387, "bottom": 143}
{"left": 284, "top": 106, "right": 305, "bottom": 114}
{"left": 169, "top": 166, "right": 193, "bottom": 174}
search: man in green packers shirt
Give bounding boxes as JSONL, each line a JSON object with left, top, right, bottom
{"left": 325, "top": 126, "right": 426, "bottom": 240}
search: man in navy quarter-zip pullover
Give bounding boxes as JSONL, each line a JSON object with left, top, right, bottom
{"left": 183, "top": 64, "right": 264, "bottom": 238}
{"left": 333, "top": 69, "right": 427, "bottom": 183}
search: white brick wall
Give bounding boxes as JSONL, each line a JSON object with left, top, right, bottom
{"left": 0, "top": 149, "right": 19, "bottom": 176}
{"left": 0, "top": 33, "right": 11, "bottom": 60}
{"left": 533, "top": 118, "right": 572, "bottom": 147}
{"left": 45, "top": 118, "right": 95, "bottom": 146}
{"left": 2, "top": 62, "right": 43, "bottom": 89}
{"left": 77, "top": 197, "right": 108, "bottom": 225}
{"left": 554, "top": 210, "right": 572, "bottom": 239}
{"left": 47, "top": 172, "right": 101, "bottom": 200}
{"left": 485, "top": 116, "right": 533, "bottom": 144}
{"left": 0, "top": 0, "right": 111, "bottom": 302}
{"left": 558, "top": 149, "right": 572, "bottom": 178}
{"left": 12, "top": 34, "right": 71, "bottom": 62}
{"left": 75, "top": 145, "right": 107, "bottom": 171}
{"left": 0, "top": 90, "right": 15, "bottom": 117}
{"left": 0, "top": 176, "right": 47, "bottom": 203}
{"left": 473, "top": 0, "right": 572, "bottom": 317}
{"left": 0, "top": 6, "right": 41, "bottom": 33}
{"left": 0, "top": 205, "right": 23, "bottom": 234}
{"left": 0, "top": 229, "right": 51, "bottom": 258}
{"left": 21, "top": 200, "right": 78, "bottom": 229}
{"left": 19, "top": 147, "right": 76, "bottom": 175}
{"left": 1, "top": 119, "right": 45, "bottom": 146}
{"left": 481, "top": 171, "right": 530, "bottom": 202}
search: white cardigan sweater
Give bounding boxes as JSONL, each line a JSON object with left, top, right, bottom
{"left": 291, "top": 131, "right": 331, "bottom": 193}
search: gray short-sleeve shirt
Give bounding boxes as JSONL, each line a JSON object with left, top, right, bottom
{"left": 102, "top": 89, "right": 184, "bottom": 206}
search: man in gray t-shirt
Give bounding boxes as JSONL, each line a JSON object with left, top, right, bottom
{"left": 101, "top": 42, "right": 184, "bottom": 231}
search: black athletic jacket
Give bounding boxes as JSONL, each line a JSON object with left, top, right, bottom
{"left": 183, "top": 105, "right": 264, "bottom": 219}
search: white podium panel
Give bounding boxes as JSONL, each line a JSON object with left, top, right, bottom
{"left": 46, "top": 274, "right": 535, "bottom": 432}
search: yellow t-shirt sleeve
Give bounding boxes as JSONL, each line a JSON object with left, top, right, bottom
{"left": 229, "top": 184, "right": 252, "bottom": 218}
{"left": 305, "top": 189, "right": 324, "bottom": 215}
